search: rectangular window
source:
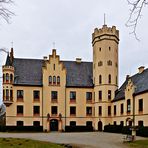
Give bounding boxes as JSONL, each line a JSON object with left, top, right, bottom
{"left": 86, "top": 92, "right": 92, "bottom": 102}
{"left": 6, "top": 89, "right": 9, "bottom": 100}
{"left": 114, "top": 121, "right": 117, "bottom": 125}
{"left": 33, "top": 106, "right": 40, "bottom": 116}
{"left": 33, "top": 121, "right": 40, "bottom": 127}
{"left": 114, "top": 105, "right": 116, "bottom": 115}
{"left": 86, "top": 107, "right": 92, "bottom": 116}
{"left": 51, "top": 106, "right": 58, "bottom": 115}
{"left": 70, "top": 121, "right": 76, "bottom": 126}
{"left": 120, "top": 121, "right": 124, "bottom": 126}
{"left": 51, "top": 91, "right": 58, "bottom": 102}
{"left": 121, "top": 103, "right": 124, "bottom": 115}
{"left": 127, "top": 99, "right": 131, "bottom": 113}
{"left": 33, "top": 90, "right": 40, "bottom": 101}
{"left": 17, "top": 105, "right": 23, "bottom": 116}
{"left": 17, "top": 90, "right": 24, "bottom": 100}
{"left": 10, "top": 90, "right": 13, "bottom": 101}
{"left": 108, "top": 106, "right": 111, "bottom": 116}
{"left": 86, "top": 121, "right": 92, "bottom": 127}
{"left": 70, "top": 91, "right": 76, "bottom": 102}
{"left": 108, "top": 90, "right": 111, "bottom": 100}
{"left": 98, "top": 91, "right": 102, "bottom": 101}
{"left": 17, "top": 121, "right": 24, "bottom": 126}
{"left": 70, "top": 106, "right": 76, "bottom": 116}
{"left": 139, "top": 99, "right": 143, "bottom": 112}
{"left": 3, "top": 89, "right": 5, "bottom": 101}
{"left": 98, "top": 106, "right": 102, "bottom": 116}
{"left": 138, "top": 120, "right": 144, "bottom": 127}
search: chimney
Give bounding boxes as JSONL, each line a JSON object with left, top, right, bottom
{"left": 138, "top": 66, "right": 145, "bottom": 74}
{"left": 126, "top": 75, "right": 130, "bottom": 80}
{"left": 10, "top": 47, "right": 14, "bottom": 64}
{"left": 43, "top": 56, "right": 48, "bottom": 61}
{"left": 76, "top": 58, "right": 82, "bottom": 64}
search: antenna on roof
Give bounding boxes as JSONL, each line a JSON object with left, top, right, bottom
{"left": 52, "top": 42, "right": 56, "bottom": 49}
{"left": 11, "top": 41, "right": 13, "bottom": 48}
{"left": 104, "top": 13, "right": 106, "bottom": 25}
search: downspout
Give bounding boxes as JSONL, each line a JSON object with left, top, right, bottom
{"left": 64, "top": 84, "right": 66, "bottom": 131}
{"left": 42, "top": 85, "right": 44, "bottom": 130}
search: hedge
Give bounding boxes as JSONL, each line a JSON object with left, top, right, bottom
{"left": 65, "top": 126, "right": 93, "bottom": 132}
{"left": 0, "top": 126, "right": 43, "bottom": 132}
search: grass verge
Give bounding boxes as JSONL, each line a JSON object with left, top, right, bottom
{"left": 126, "top": 140, "right": 148, "bottom": 148}
{"left": 0, "top": 138, "right": 64, "bottom": 148}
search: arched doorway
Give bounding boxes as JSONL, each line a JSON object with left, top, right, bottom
{"left": 50, "top": 119, "right": 59, "bottom": 131}
{"left": 98, "top": 121, "right": 103, "bottom": 131}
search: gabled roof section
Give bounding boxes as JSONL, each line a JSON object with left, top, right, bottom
{"left": 13, "top": 58, "right": 43, "bottom": 86}
{"left": 5, "top": 54, "right": 12, "bottom": 66}
{"left": 114, "top": 68, "right": 148, "bottom": 101}
{"left": 11, "top": 58, "right": 93, "bottom": 87}
{"left": 63, "top": 61, "right": 93, "bottom": 87}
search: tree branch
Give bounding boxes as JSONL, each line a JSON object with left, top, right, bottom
{"left": 126, "top": 0, "right": 148, "bottom": 41}
{"left": 0, "top": 0, "right": 14, "bottom": 24}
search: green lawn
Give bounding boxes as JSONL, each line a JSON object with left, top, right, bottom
{"left": 126, "top": 140, "right": 148, "bottom": 148}
{"left": 0, "top": 138, "right": 65, "bottom": 148}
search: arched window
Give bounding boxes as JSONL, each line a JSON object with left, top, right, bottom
{"left": 107, "top": 60, "right": 112, "bottom": 66}
{"left": 108, "top": 74, "right": 111, "bottom": 84}
{"left": 6, "top": 73, "right": 9, "bottom": 83}
{"left": 10, "top": 74, "right": 13, "bottom": 83}
{"left": 127, "top": 99, "right": 131, "bottom": 113}
{"left": 98, "top": 61, "right": 103, "bottom": 66}
{"left": 57, "top": 76, "right": 60, "bottom": 84}
{"left": 53, "top": 76, "right": 56, "bottom": 84}
{"left": 109, "top": 47, "right": 111, "bottom": 51}
{"left": 99, "top": 75, "right": 102, "bottom": 84}
{"left": 49, "top": 76, "right": 52, "bottom": 84}
{"left": 3, "top": 74, "right": 5, "bottom": 83}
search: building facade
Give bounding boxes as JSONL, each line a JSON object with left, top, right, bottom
{"left": 2, "top": 24, "right": 148, "bottom": 131}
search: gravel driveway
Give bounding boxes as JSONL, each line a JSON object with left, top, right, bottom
{"left": 0, "top": 132, "right": 146, "bottom": 148}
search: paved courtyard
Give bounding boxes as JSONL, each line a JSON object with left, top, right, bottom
{"left": 0, "top": 132, "right": 146, "bottom": 148}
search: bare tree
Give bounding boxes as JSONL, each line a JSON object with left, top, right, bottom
{"left": 0, "top": 0, "right": 14, "bottom": 23}
{"left": 126, "top": 0, "right": 148, "bottom": 40}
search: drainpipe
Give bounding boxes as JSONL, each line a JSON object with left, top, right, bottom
{"left": 64, "top": 85, "right": 66, "bottom": 131}
{"left": 132, "top": 93, "right": 136, "bottom": 141}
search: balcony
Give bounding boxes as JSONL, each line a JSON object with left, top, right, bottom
{"left": 3, "top": 97, "right": 13, "bottom": 106}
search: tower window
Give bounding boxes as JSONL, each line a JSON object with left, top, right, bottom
{"left": 49, "top": 76, "right": 52, "bottom": 84}
{"left": 109, "top": 47, "right": 111, "bottom": 51}
{"left": 98, "top": 61, "right": 103, "bottom": 66}
{"left": 53, "top": 64, "right": 55, "bottom": 70}
{"left": 99, "top": 48, "right": 101, "bottom": 51}
{"left": 57, "top": 76, "right": 60, "bottom": 84}
{"left": 3, "top": 74, "right": 5, "bottom": 83}
{"left": 6, "top": 73, "right": 9, "bottom": 82}
{"left": 10, "top": 74, "right": 13, "bottom": 83}
{"left": 107, "top": 60, "right": 112, "bottom": 66}
{"left": 108, "top": 74, "right": 111, "bottom": 84}
{"left": 99, "top": 75, "right": 102, "bottom": 84}
{"left": 53, "top": 76, "right": 56, "bottom": 84}
{"left": 108, "top": 90, "right": 111, "bottom": 100}
{"left": 98, "top": 91, "right": 102, "bottom": 101}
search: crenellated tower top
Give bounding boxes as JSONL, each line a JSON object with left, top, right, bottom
{"left": 92, "top": 25, "right": 119, "bottom": 46}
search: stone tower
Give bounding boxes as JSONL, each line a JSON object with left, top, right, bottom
{"left": 92, "top": 24, "right": 119, "bottom": 130}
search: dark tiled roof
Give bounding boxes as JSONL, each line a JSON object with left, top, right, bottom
{"left": 10, "top": 58, "right": 93, "bottom": 87}
{"left": 114, "top": 68, "right": 148, "bottom": 101}
{"left": 13, "top": 58, "right": 43, "bottom": 86}
{"left": 63, "top": 61, "right": 93, "bottom": 87}
{"left": 5, "top": 55, "right": 12, "bottom": 66}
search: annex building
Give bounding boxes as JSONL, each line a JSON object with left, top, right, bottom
{"left": 2, "top": 24, "right": 148, "bottom": 132}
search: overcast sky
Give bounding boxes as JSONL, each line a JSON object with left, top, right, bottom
{"left": 0, "top": 0, "right": 148, "bottom": 103}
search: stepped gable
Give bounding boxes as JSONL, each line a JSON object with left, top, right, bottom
{"left": 114, "top": 68, "right": 148, "bottom": 101}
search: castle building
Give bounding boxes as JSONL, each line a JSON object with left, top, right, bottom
{"left": 2, "top": 24, "right": 148, "bottom": 131}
